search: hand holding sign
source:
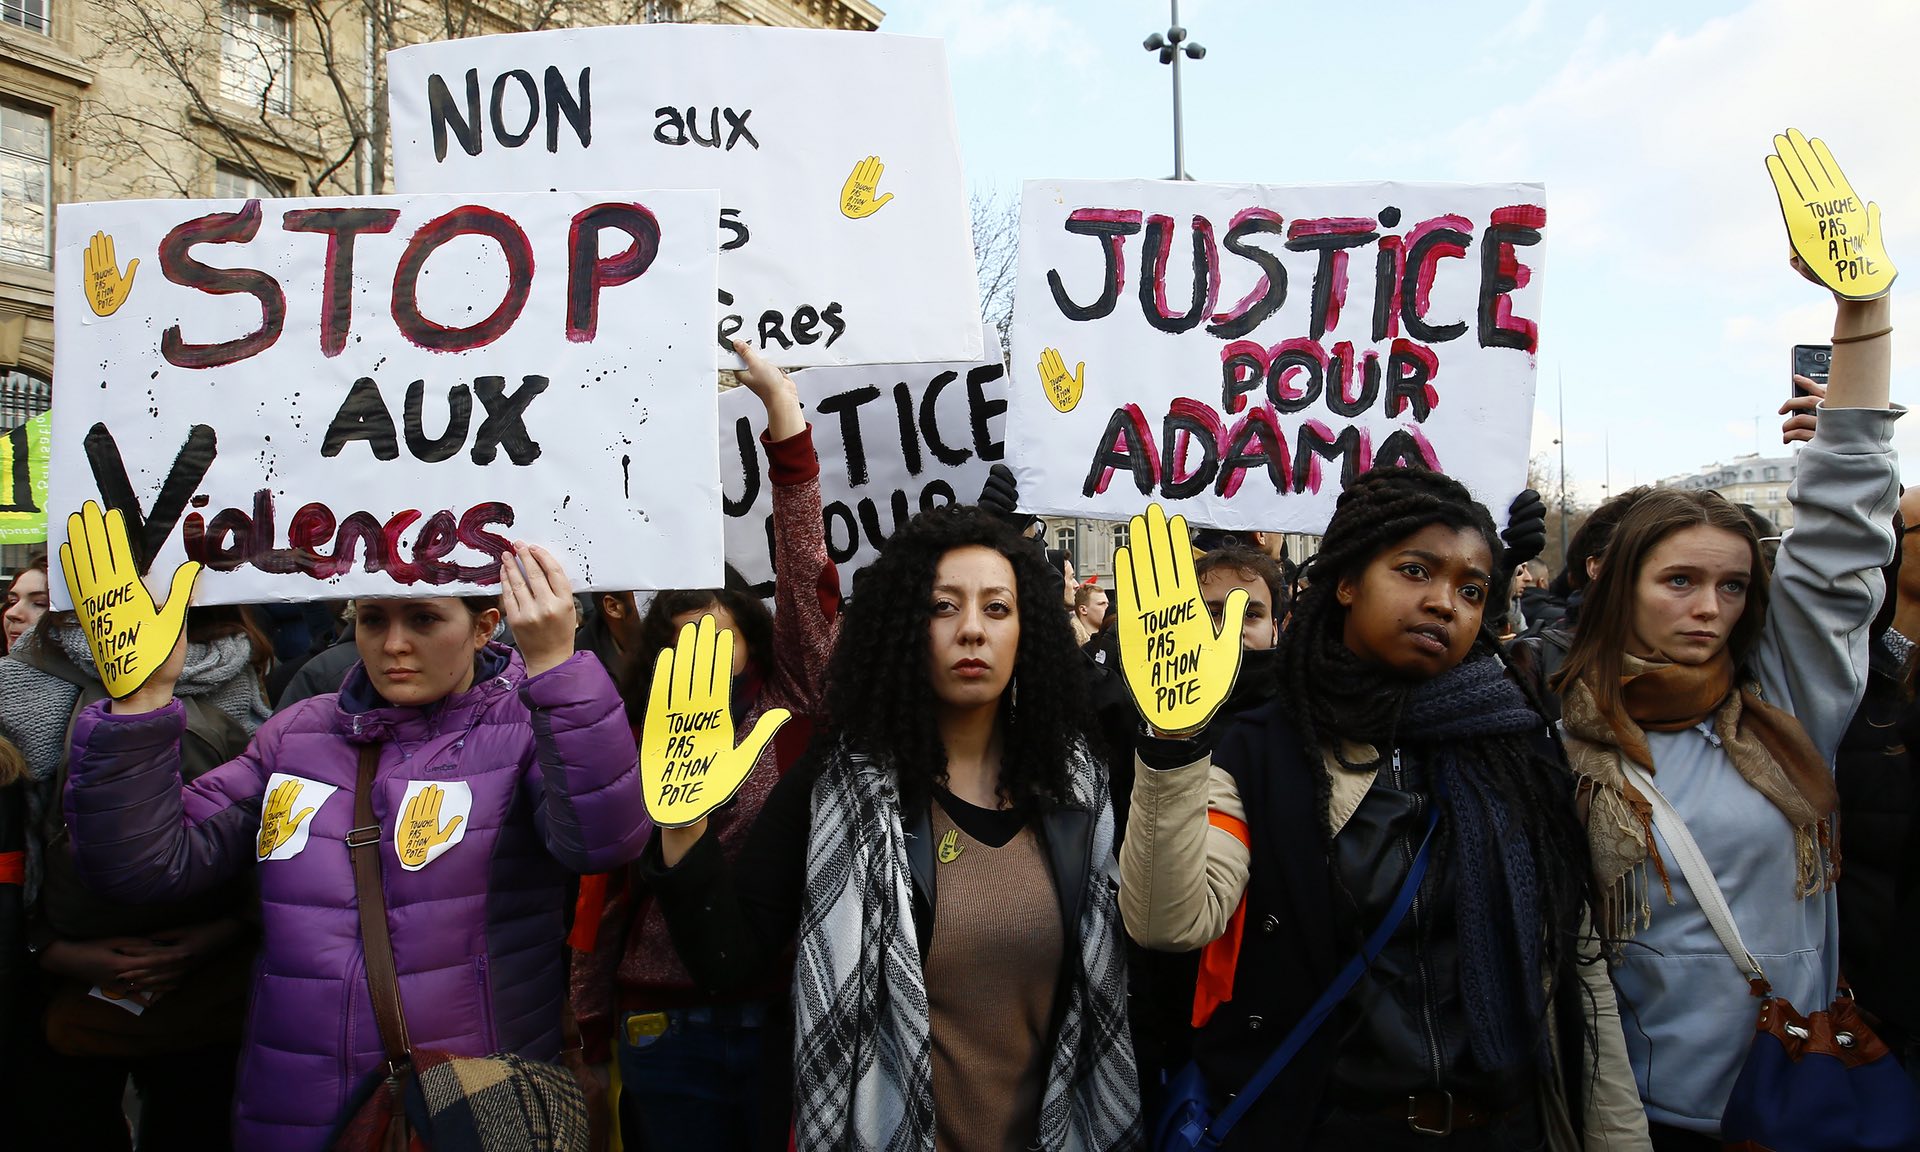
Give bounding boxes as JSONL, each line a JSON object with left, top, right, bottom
{"left": 257, "top": 779, "right": 316, "bottom": 859}
{"left": 1037, "top": 348, "right": 1084, "bottom": 413}
{"left": 1114, "top": 504, "right": 1246, "bottom": 737}
{"left": 641, "top": 613, "right": 790, "bottom": 829}
{"left": 841, "top": 156, "right": 894, "bottom": 219}
{"left": 83, "top": 231, "right": 138, "bottom": 317}
{"left": 1766, "top": 129, "right": 1896, "bottom": 300}
{"left": 59, "top": 500, "right": 200, "bottom": 700}
{"left": 398, "top": 784, "right": 464, "bottom": 868}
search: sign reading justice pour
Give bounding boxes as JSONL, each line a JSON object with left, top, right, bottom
{"left": 388, "top": 25, "right": 983, "bottom": 369}
{"left": 50, "top": 190, "right": 722, "bottom": 607}
{"left": 1009, "top": 179, "right": 1547, "bottom": 534}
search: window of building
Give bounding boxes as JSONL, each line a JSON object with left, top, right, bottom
{"left": 2, "top": 0, "right": 49, "bottom": 34}
{"left": 222, "top": 2, "right": 293, "bottom": 115}
{"left": 0, "top": 102, "right": 51, "bottom": 269}
{"left": 214, "top": 163, "right": 288, "bottom": 200}
{"left": 1112, "top": 521, "right": 1129, "bottom": 555}
{"left": 1054, "top": 522, "right": 1077, "bottom": 566}
{"left": 1764, "top": 466, "right": 1779, "bottom": 481}
{"left": 642, "top": 1, "right": 683, "bottom": 20}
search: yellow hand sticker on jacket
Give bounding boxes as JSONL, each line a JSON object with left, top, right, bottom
{"left": 257, "top": 773, "right": 338, "bottom": 861}
{"left": 641, "top": 613, "right": 790, "bottom": 829}
{"left": 1767, "top": 128, "right": 1897, "bottom": 300}
{"left": 1113, "top": 504, "right": 1247, "bottom": 736}
{"left": 840, "top": 156, "right": 895, "bottom": 220}
{"left": 59, "top": 500, "right": 201, "bottom": 699}
{"left": 83, "top": 231, "right": 139, "bottom": 317}
{"left": 397, "top": 780, "right": 471, "bottom": 871}
{"left": 1037, "top": 348, "right": 1085, "bottom": 413}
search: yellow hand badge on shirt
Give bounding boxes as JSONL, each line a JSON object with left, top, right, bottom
{"left": 257, "top": 773, "right": 338, "bottom": 862}
{"left": 640, "top": 614, "right": 789, "bottom": 829}
{"left": 396, "top": 780, "right": 472, "bottom": 871}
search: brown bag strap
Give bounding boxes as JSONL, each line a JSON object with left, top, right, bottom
{"left": 349, "top": 743, "right": 411, "bottom": 1068}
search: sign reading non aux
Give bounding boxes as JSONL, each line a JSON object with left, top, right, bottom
{"left": 51, "top": 190, "right": 722, "bottom": 606}
{"left": 389, "top": 24, "right": 983, "bottom": 369}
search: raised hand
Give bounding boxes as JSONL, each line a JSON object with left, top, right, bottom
{"left": 1113, "top": 504, "right": 1247, "bottom": 737}
{"left": 840, "top": 156, "right": 894, "bottom": 219}
{"left": 499, "top": 541, "right": 575, "bottom": 677}
{"left": 60, "top": 500, "right": 199, "bottom": 700}
{"left": 257, "top": 778, "right": 317, "bottom": 859}
{"left": 641, "top": 613, "right": 790, "bottom": 829}
{"left": 83, "top": 231, "right": 139, "bottom": 317}
{"left": 1037, "top": 347, "right": 1084, "bottom": 413}
{"left": 1501, "top": 489, "right": 1548, "bottom": 568}
{"left": 1766, "top": 128, "right": 1896, "bottom": 300}
{"left": 1780, "top": 375, "right": 1826, "bottom": 444}
{"left": 398, "top": 784, "right": 464, "bottom": 869}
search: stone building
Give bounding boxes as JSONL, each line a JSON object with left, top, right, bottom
{"left": 0, "top": 0, "right": 880, "bottom": 568}
{"left": 1655, "top": 451, "right": 1799, "bottom": 533}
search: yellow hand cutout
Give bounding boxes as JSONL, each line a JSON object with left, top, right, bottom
{"left": 398, "top": 784, "right": 464, "bottom": 869}
{"left": 1766, "top": 128, "right": 1896, "bottom": 300}
{"left": 1037, "top": 348, "right": 1085, "bottom": 413}
{"left": 1113, "top": 504, "right": 1247, "bottom": 736}
{"left": 83, "top": 231, "right": 139, "bottom": 317}
{"left": 59, "top": 500, "right": 200, "bottom": 699}
{"left": 258, "top": 779, "right": 316, "bottom": 860}
{"left": 641, "top": 613, "right": 790, "bottom": 829}
{"left": 841, "top": 156, "right": 895, "bottom": 220}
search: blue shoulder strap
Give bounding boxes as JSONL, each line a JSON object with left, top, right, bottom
{"left": 1208, "top": 789, "right": 1441, "bottom": 1141}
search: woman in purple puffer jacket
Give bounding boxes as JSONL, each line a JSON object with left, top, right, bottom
{"left": 60, "top": 543, "right": 651, "bottom": 1151}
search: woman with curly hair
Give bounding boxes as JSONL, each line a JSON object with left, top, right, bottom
{"left": 642, "top": 504, "right": 1141, "bottom": 1152}
{"left": 1119, "top": 468, "right": 1647, "bottom": 1150}
{"left": 569, "top": 340, "right": 840, "bottom": 1152}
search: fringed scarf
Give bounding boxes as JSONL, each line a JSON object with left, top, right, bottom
{"left": 1559, "top": 651, "right": 1836, "bottom": 945}
{"left": 789, "top": 741, "right": 1140, "bottom": 1152}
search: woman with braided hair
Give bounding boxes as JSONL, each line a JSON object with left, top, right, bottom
{"left": 1118, "top": 467, "right": 1647, "bottom": 1150}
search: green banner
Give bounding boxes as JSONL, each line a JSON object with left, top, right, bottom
{"left": 0, "top": 410, "right": 52, "bottom": 545}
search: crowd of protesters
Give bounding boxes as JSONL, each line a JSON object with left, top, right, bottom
{"left": 0, "top": 253, "right": 1911, "bottom": 1152}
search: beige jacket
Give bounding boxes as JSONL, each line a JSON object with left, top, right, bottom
{"left": 1117, "top": 750, "right": 1651, "bottom": 1152}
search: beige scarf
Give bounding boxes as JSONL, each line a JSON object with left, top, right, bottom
{"left": 1559, "top": 651, "right": 1837, "bottom": 944}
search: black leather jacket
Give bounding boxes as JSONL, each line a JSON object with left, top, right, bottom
{"left": 1324, "top": 749, "right": 1528, "bottom": 1109}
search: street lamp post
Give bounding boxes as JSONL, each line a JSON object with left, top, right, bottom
{"left": 1143, "top": 2, "right": 1205, "bottom": 181}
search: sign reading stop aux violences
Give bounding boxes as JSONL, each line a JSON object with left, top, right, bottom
{"left": 50, "top": 190, "right": 722, "bottom": 607}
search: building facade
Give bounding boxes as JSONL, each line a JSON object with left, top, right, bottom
{"left": 1655, "top": 451, "right": 1799, "bottom": 532}
{"left": 0, "top": 0, "right": 879, "bottom": 569}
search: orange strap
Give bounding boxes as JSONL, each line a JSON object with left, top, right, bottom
{"left": 569, "top": 871, "right": 611, "bottom": 952}
{"left": 1192, "top": 811, "right": 1251, "bottom": 1028}
{"left": 0, "top": 850, "right": 20, "bottom": 886}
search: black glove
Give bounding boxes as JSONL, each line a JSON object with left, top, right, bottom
{"left": 1501, "top": 489, "right": 1548, "bottom": 568}
{"left": 977, "top": 463, "right": 1039, "bottom": 536}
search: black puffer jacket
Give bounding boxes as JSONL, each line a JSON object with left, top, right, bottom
{"left": 1835, "top": 631, "right": 1920, "bottom": 1048}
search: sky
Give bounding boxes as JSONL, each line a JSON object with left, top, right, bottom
{"left": 875, "top": 0, "right": 1920, "bottom": 504}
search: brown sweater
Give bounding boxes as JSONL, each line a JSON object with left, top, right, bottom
{"left": 924, "top": 802, "right": 1064, "bottom": 1152}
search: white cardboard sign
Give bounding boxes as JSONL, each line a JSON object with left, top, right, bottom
{"left": 389, "top": 25, "right": 982, "bottom": 369}
{"left": 51, "top": 190, "right": 721, "bottom": 607}
{"left": 1008, "top": 179, "right": 1546, "bottom": 532}
{"left": 721, "top": 349, "right": 1007, "bottom": 598}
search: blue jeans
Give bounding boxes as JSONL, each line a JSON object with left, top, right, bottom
{"left": 618, "top": 1004, "right": 770, "bottom": 1152}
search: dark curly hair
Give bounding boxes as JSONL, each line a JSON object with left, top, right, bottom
{"left": 826, "top": 504, "right": 1090, "bottom": 815}
{"left": 618, "top": 565, "right": 775, "bottom": 729}
{"left": 1279, "top": 467, "right": 1598, "bottom": 1087}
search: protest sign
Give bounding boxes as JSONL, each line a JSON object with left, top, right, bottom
{"left": 640, "top": 613, "right": 789, "bottom": 828}
{"left": 721, "top": 342, "right": 1007, "bottom": 597}
{"left": 1767, "top": 128, "right": 1896, "bottom": 300}
{"left": 51, "top": 190, "right": 721, "bottom": 608}
{"left": 389, "top": 24, "right": 982, "bottom": 368}
{"left": 0, "top": 410, "right": 52, "bottom": 544}
{"left": 1009, "top": 179, "right": 1547, "bottom": 533}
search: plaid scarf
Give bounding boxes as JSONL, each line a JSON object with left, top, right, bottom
{"left": 402, "top": 1050, "right": 588, "bottom": 1152}
{"left": 791, "top": 741, "right": 1140, "bottom": 1152}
